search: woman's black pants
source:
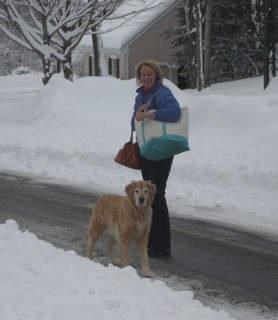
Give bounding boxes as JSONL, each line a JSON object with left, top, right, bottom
{"left": 140, "top": 155, "right": 173, "bottom": 252}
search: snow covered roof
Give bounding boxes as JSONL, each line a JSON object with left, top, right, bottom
{"left": 81, "top": 0, "right": 182, "bottom": 50}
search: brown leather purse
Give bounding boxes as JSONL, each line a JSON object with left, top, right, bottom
{"left": 114, "top": 130, "right": 141, "bottom": 170}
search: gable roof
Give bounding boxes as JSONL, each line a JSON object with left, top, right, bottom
{"left": 100, "top": 0, "right": 182, "bottom": 50}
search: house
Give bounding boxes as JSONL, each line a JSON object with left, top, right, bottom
{"left": 80, "top": 0, "right": 184, "bottom": 86}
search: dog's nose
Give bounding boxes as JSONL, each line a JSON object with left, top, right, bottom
{"left": 139, "top": 197, "right": 145, "bottom": 205}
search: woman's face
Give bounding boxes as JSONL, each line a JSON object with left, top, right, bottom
{"left": 140, "top": 65, "right": 156, "bottom": 88}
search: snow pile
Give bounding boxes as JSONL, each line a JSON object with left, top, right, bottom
{"left": 0, "top": 220, "right": 234, "bottom": 320}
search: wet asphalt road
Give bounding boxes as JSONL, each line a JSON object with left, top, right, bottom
{"left": 0, "top": 171, "right": 278, "bottom": 317}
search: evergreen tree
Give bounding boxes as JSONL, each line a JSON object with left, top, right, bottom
{"left": 163, "top": 1, "right": 201, "bottom": 89}
{"left": 212, "top": 0, "right": 263, "bottom": 83}
{"left": 165, "top": 0, "right": 268, "bottom": 88}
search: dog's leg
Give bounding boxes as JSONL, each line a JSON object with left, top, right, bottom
{"left": 136, "top": 235, "right": 154, "bottom": 278}
{"left": 86, "top": 236, "right": 96, "bottom": 259}
{"left": 107, "top": 236, "right": 120, "bottom": 265}
{"left": 85, "top": 218, "right": 104, "bottom": 260}
{"left": 120, "top": 238, "right": 131, "bottom": 267}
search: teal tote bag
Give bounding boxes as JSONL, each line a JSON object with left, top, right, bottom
{"left": 135, "top": 107, "right": 190, "bottom": 161}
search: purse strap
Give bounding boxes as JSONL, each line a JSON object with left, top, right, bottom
{"left": 130, "top": 129, "right": 135, "bottom": 143}
{"left": 146, "top": 89, "right": 162, "bottom": 109}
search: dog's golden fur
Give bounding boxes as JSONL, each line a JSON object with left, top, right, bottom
{"left": 85, "top": 180, "right": 156, "bottom": 277}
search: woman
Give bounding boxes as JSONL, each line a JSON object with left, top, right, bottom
{"left": 131, "top": 60, "right": 181, "bottom": 257}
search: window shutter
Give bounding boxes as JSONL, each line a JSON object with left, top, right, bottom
{"left": 89, "top": 56, "right": 93, "bottom": 76}
{"left": 116, "top": 59, "right": 120, "bottom": 78}
{"left": 108, "top": 58, "right": 112, "bottom": 75}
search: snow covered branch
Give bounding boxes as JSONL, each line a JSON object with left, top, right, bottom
{"left": 0, "top": 0, "right": 120, "bottom": 84}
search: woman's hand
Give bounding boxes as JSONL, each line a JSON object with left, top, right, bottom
{"left": 135, "top": 111, "right": 148, "bottom": 121}
{"left": 135, "top": 105, "right": 155, "bottom": 121}
{"left": 135, "top": 103, "right": 148, "bottom": 121}
{"left": 137, "top": 103, "right": 148, "bottom": 113}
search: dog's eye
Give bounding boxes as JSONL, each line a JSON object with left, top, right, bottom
{"left": 134, "top": 188, "right": 140, "bottom": 194}
{"left": 144, "top": 188, "right": 149, "bottom": 194}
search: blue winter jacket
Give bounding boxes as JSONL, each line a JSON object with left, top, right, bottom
{"left": 131, "top": 82, "right": 181, "bottom": 131}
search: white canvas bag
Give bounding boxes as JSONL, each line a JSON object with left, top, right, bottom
{"left": 135, "top": 106, "right": 190, "bottom": 161}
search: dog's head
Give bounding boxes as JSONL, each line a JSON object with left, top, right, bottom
{"left": 125, "top": 180, "right": 156, "bottom": 208}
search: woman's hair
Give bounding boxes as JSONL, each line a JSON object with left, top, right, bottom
{"left": 135, "top": 60, "right": 164, "bottom": 85}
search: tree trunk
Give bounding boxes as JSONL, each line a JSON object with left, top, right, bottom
{"left": 263, "top": 0, "right": 277, "bottom": 88}
{"left": 270, "top": 0, "right": 276, "bottom": 77}
{"left": 196, "top": 0, "right": 203, "bottom": 91}
{"left": 42, "top": 58, "right": 52, "bottom": 85}
{"left": 63, "top": 58, "right": 73, "bottom": 81}
{"left": 204, "top": 0, "right": 213, "bottom": 89}
{"left": 60, "top": 0, "right": 73, "bottom": 81}
{"left": 263, "top": 0, "right": 270, "bottom": 89}
{"left": 185, "top": 0, "right": 197, "bottom": 89}
{"left": 42, "top": 15, "right": 52, "bottom": 85}
{"left": 91, "top": 26, "right": 102, "bottom": 76}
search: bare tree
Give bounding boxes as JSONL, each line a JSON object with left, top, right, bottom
{"left": 0, "top": 0, "right": 178, "bottom": 83}
{"left": 0, "top": 0, "right": 118, "bottom": 84}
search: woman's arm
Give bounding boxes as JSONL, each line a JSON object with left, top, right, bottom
{"left": 153, "top": 89, "right": 181, "bottom": 123}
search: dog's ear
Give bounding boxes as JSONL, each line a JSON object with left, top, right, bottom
{"left": 125, "top": 180, "right": 135, "bottom": 198}
{"left": 147, "top": 181, "right": 156, "bottom": 196}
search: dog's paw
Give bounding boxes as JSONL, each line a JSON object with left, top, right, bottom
{"left": 111, "top": 257, "right": 121, "bottom": 266}
{"left": 86, "top": 253, "right": 93, "bottom": 260}
{"left": 143, "top": 269, "right": 154, "bottom": 278}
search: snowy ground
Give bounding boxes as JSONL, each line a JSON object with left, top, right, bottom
{"left": 0, "top": 73, "right": 278, "bottom": 320}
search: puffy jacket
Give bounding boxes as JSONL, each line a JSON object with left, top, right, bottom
{"left": 131, "top": 82, "right": 181, "bottom": 131}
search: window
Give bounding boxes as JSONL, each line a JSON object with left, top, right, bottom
{"left": 108, "top": 56, "right": 119, "bottom": 78}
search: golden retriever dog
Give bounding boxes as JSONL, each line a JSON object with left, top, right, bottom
{"left": 85, "top": 180, "right": 156, "bottom": 277}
